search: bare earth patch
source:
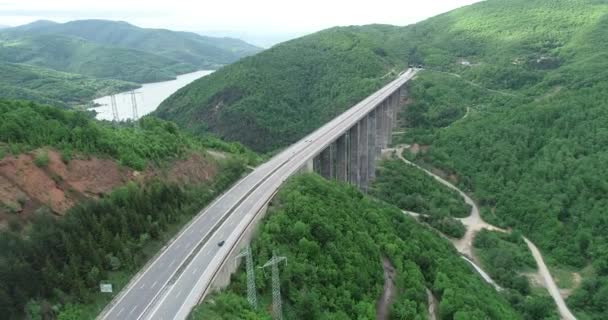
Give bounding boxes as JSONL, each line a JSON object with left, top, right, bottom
{"left": 0, "top": 149, "right": 218, "bottom": 224}
{"left": 376, "top": 257, "right": 396, "bottom": 320}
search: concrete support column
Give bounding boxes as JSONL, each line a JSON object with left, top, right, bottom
{"left": 368, "top": 108, "right": 377, "bottom": 182}
{"left": 380, "top": 101, "right": 389, "bottom": 149}
{"left": 358, "top": 116, "right": 369, "bottom": 191}
{"left": 299, "top": 158, "right": 314, "bottom": 174}
{"left": 392, "top": 89, "right": 399, "bottom": 129}
{"left": 336, "top": 135, "right": 347, "bottom": 182}
{"left": 348, "top": 124, "right": 359, "bottom": 186}
{"left": 329, "top": 141, "right": 337, "bottom": 180}
{"left": 313, "top": 155, "right": 321, "bottom": 175}
{"left": 375, "top": 105, "right": 383, "bottom": 160}
{"left": 319, "top": 147, "right": 331, "bottom": 179}
{"left": 387, "top": 94, "right": 394, "bottom": 146}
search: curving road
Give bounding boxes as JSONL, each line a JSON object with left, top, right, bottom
{"left": 98, "top": 69, "right": 418, "bottom": 320}
{"left": 388, "top": 145, "right": 576, "bottom": 320}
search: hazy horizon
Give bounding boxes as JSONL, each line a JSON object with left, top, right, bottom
{"left": 0, "top": 0, "right": 483, "bottom": 47}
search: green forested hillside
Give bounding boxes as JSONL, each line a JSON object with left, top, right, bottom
{"left": 13, "top": 19, "right": 261, "bottom": 67}
{"left": 193, "top": 174, "right": 520, "bottom": 319}
{"left": 395, "top": 1, "right": 608, "bottom": 319}
{"left": 155, "top": 25, "right": 408, "bottom": 153}
{"left": 0, "top": 20, "right": 261, "bottom": 80}
{"left": 0, "top": 33, "right": 193, "bottom": 83}
{"left": 0, "top": 63, "right": 138, "bottom": 107}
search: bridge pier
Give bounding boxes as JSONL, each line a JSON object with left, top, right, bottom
{"left": 312, "top": 84, "right": 407, "bottom": 191}
{"left": 387, "top": 95, "right": 394, "bottom": 146}
{"left": 348, "top": 124, "right": 359, "bottom": 185}
{"left": 368, "top": 108, "right": 377, "bottom": 183}
{"left": 359, "top": 115, "right": 369, "bottom": 191}
{"left": 336, "top": 136, "right": 347, "bottom": 182}
{"left": 319, "top": 147, "right": 332, "bottom": 179}
{"left": 376, "top": 102, "right": 386, "bottom": 153}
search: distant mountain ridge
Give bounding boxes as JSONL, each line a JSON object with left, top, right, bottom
{"left": 4, "top": 20, "right": 261, "bottom": 68}
{"left": 0, "top": 20, "right": 261, "bottom": 83}
{"left": 0, "top": 19, "right": 261, "bottom": 106}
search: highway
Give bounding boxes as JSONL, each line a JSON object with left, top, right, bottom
{"left": 98, "top": 68, "right": 417, "bottom": 320}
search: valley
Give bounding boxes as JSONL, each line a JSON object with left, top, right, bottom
{"left": 1, "top": 0, "right": 608, "bottom": 319}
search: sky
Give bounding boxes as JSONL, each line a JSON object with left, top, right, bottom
{"left": 0, "top": 0, "right": 483, "bottom": 47}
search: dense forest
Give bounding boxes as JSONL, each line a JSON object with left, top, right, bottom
{"left": 372, "top": 159, "right": 469, "bottom": 238}
{"left": 0, "top": 63, "right": 139, "bottom": 108}
{"left": 156, "top": 25, "right": 409, "bottom": 153}
{"left": 193, "top": 174, "right": 520, "bottom": 319}
{"left": 395, "top": 1, "right": 608, "bottom": 319}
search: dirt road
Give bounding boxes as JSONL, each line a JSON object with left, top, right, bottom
{"left": 386, "top": 145, "right": 577, "bottom": 320}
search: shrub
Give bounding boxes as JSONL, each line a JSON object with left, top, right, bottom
{"left": 34, "top": 150, "right": 49, "bottom": 167}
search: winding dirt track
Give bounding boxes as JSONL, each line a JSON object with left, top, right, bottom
{"left": 386, "top": 146, "right": 576, "bottom": 320}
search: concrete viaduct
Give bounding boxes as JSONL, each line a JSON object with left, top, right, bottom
{"left": 98, "top": 68, "right": 417, "bottom": 320}
{"left": 308, "top": 81, "right": 401, "bottom": 191}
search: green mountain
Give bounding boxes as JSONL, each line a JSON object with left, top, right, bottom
{"left": 156, "top": 25, "right": 407, "bottom": 153}
{"left": 0, "top": 62, "right": 138, "bottom": 107}
{"left": 0, "top": 32, "right": 195, "bottom": 83}
{"left": 156, "top": 0, "right": 608, "bottom": 318}
{"left": 1, "top": 19, "right": 262, "bottom": 80}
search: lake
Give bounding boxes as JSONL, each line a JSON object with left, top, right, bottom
{"left": 91, "top": 70, "right": 214, "bottom": 121}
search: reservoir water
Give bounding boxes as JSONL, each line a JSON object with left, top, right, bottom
{"left": 92, "top": 70, "right": 213, "bottom": 121}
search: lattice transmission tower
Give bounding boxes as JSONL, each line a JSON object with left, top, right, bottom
{"left": 260, "top": 252, "right": 287, "bottom": 320}
{"left": 235, "top": 245, "right": 257, "bottom": 309}
{"left": 130, "top": 91, "right": 140, "bottom": 124}
{"left": 110, "top": 95, "right": 119, "bottom": 122}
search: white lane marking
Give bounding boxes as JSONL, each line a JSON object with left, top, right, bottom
{"left": 128, "top": 305, "right": 138, "bottom": 316}
{"left": 191, "top": 267, "right": 198, "bottom": 275}
{"left": 117, "top": 307, "right": 125, "bottom": 317}
{"left": 139, "top": 283, "right": 146, "bottom": 290}
{"left": 151, "top": 280, "right": 158, "bottom": 288}
{"left": 168, "top": 260, "right": 176, "bottom": 268}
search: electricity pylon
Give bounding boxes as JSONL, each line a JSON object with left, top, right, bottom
{"left": 110, "top": 95, "right": 119, "bottom": 122}
{"left": 130, "top": 91, "right": 140, "bottom": 122}
{"left": 260, "top": 251, "right": 287, "bottom": 320}
{"left": 235, "top": 245, "right": 257, "bottom": 309}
